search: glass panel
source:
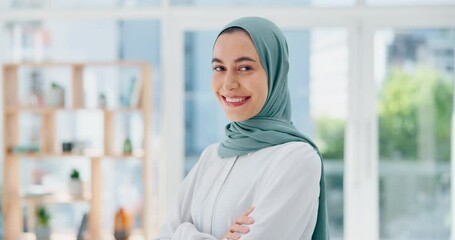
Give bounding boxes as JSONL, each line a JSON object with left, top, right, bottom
{"left": 2, "top": 0, "right": 160, "bottom": 9}
{"left": 306, "top": 29, "right": 347, "bottom": 239}
{"left": 184, "top": 31, "right": 226, "bottom": 175}
{"left": 376, "top": 29, "right": 454, "bottom": 239}
{"left": 184, "top": 28, "right": 347, "bottom": 239}
{"left": 368, "top": 0, "right": 455, "bottom": 6}
{"left": 172, "top": 0, "right": 354, "bottom": 6}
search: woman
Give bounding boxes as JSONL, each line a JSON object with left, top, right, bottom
{"left": 156, "top": 16, "right": 329, "bottom": 240}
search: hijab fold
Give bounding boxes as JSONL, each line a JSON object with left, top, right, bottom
{"left": 215, "top": 17, "right": 330, "bottom": 240}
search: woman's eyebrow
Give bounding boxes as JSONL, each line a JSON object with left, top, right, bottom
{"left": 212, "top": 58, "right": 223, "bottom": 63}
{"left": 235, "top": 57, "right": 256, "bottom": 63}
{"left": 211, "top": 57, "right": 256, "bottom": 63}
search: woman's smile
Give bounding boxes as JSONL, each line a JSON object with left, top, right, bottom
{"left": 222, "top": 95, "right": 251, "bottom": 107}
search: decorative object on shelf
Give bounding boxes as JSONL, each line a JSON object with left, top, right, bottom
{"left": 76, "top": 213, "right": 89, "bottom": 240}
{"left": 29, "top": 69, "right": 45, "bottom": 107}
{"left": 11, "top": 145, "right": 40, "bottom": 154}
{"left": 62, "top": 142, "right": 74, "bottom": 153}
{"left": 45, "top": 82, "right": 65, "bottom": 107}
{"left": 62, "top": 140, "right": 90, "bottom": 154}
{"left": 68, "top": 169, "right": 83, "bottom": 197}
{"left": 120, "top": 75, "right": 143, "bottom": 108}
{"left": 98, "top": 92, "right": 107, "bottom": 108}
{"left": 114, "top": 207, "right": 132, "bottom": 240}
{"left": 122, "top": 137, "right": 133, "bottom": 155}
{"left": 74, "top": 140, "right": 89, "bottom": 154}
{"left": 129, "top": 76, "right": 143, "bottom": 108}
{"left": 35, "top": 206, "right": 51, "bottom": 240}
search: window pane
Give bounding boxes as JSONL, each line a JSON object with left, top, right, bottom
{"left": 368, "top": 0, "right": 455, "bottom": 6}
{"left": 184, "top": 31, "right": 226, "bottom": 174}
{"left": 184, "top": 28, "right": 347, "bottom": 239}
{"left": 305, "top": 29, "right": 347, "bottom": 239}
{"left": 376, "top": 29, "right": 454, "bottom": 239}
{"left": 1, "top": 0, "right": 160, "bottom": 9}
{"left": 173, "top": 0, "right": 353, "bottom": 7}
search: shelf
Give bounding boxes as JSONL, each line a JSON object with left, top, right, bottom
{"left": 6, "top": 151, "right": 145, "bottom": 159}
{"left": 22, "top": 230, "right": 147, "bottom": 240}
{"left": 7, "top": 152, "right": 103, "bottom": 158}
{"left": 3, "top": 61, "right": 154, "bottom": 240}
{"left": 107, "top": 153, "right": 145, "bottom": 159}
{"left": 5, "top": 61, "right": 149, "bottom": 68}
{"left": 21, "top": 193, "right": 91, "bottom": 204}
{"left": 22, "top": 232, "right": 77, "bottom": 240}
{"left": 5, "top": 107, "right": 142, "bottom": 114}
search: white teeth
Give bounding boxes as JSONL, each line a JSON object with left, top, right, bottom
{"left": 225, "top": 97, "right": 247, "bottom": 103}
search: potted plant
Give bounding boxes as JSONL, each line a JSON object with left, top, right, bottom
{"left": 123, "top": 137, "right": 133, "bottom": 155}
{"left": 35, "top": 206, "right": 51, "bottom": 240}
{"left": 45, "top": 82, "right": 65, "bottom": 107}
{"left": 68, "top": 169, "right": 83, "bottom": 197}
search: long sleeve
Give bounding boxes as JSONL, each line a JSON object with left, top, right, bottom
{"left": 159, "top": 222, "right": 219, "bottom": 240}
{"left": 155, "top": 148, "right": 219, "bottom": 240}
{"left": 155, "top": 142, "right": 321, "bottom": 240}
{"left": 241, "top": 144, "right": 321, "bottom": 240}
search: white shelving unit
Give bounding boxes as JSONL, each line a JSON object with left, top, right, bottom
{"left": 2, "top": 61, "right": 154, "bottom": 239}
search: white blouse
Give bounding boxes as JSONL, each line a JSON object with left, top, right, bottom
{"left": 155, "top": 141, "right": 321, "bottom": 240}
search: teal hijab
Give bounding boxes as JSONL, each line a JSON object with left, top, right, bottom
{"left": 215, "top": 17, "right": 330, "bottom": 240}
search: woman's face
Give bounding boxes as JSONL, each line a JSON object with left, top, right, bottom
{"left": 211, "top": 31, "right": 268, "bottom": 122}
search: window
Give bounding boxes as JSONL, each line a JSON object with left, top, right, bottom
{"left": 375, "top": 28, "right": 454, "bottom": 239}
{"left": 172, "top": 0, "right": 354, "bottom": 7}
{"left": 368, "top": 0, "right": 455, "bottom": 6}
{"left": 1, "top": 0, "right": 160, "bottom": 9}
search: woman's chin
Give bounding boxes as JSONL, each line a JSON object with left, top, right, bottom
{"left": 225, "top": 112, "right": 253, "bottom": 122}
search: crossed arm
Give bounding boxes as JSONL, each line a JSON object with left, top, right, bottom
{"left": 155, "top": 146, "right": 321, "bottom": 240}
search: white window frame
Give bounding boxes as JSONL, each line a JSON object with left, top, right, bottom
{"left": 0, "top": 3, "right": 455, "bottom": 240}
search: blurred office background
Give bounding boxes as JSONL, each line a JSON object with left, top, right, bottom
{"left": 0, "top": 0, "right": 454, "bottom": 239}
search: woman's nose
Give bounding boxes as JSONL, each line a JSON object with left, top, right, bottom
{"left": 223, "top": 70, "right": 239, "bottom": 91}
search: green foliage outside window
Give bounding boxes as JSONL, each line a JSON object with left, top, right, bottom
{"left": 315, "top": 66, "right": 453, "bottom": 161}
{"left": 316, "top": 116, "right": 345, "bottom": 159}
{"left": 379, "top": 66, "right": 452, "bottom": 161}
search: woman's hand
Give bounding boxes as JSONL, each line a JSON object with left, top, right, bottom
{"left": 223, "top": 207, "right": 255, "bottom": 240}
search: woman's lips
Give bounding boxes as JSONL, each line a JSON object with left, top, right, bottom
{"left": 222, "top": 96, "right": 251, "bottom": 107}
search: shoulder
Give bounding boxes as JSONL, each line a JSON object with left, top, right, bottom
{"left": 275, "top": 142, "right": 320, "bottom": 162}
{"left": 267, "top": 142, "right": 321, "bottom": 173}
{"left": 276, "top": 141, "right": 319, "bottom": 155}
{"left": 199, "top": 143, "right": 220, "bottom": 159}
{"left": 256, "top": 142, "right": 322, "bottom": 192}
{"left": 194, "top": 143, "right": 223, "bottom": 169}
{"left": 184, "top": 143, "right": 221, "bottom": 179}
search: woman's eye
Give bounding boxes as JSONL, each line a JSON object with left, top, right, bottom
{"left": 239, "top": 66, "right": 251, "bottom": 72}
{"left": 213, "top": 66, "right": 224, "bottom": 71}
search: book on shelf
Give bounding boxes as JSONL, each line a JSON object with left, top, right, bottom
{"left": 127, "top": 76, "right": 143, "bottom": 108}
{"left": 22, "top": 185, "right": 53, "bottom": 198}
{"left": 77, "top": 213, "right": 89, "bottom": 240}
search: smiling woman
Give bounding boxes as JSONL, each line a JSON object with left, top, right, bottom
{"left": 156, "top": 17, "right": 329, "bottom": 240}
{"left": 211, "top": 28, "right": 268, "bottom": 122}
